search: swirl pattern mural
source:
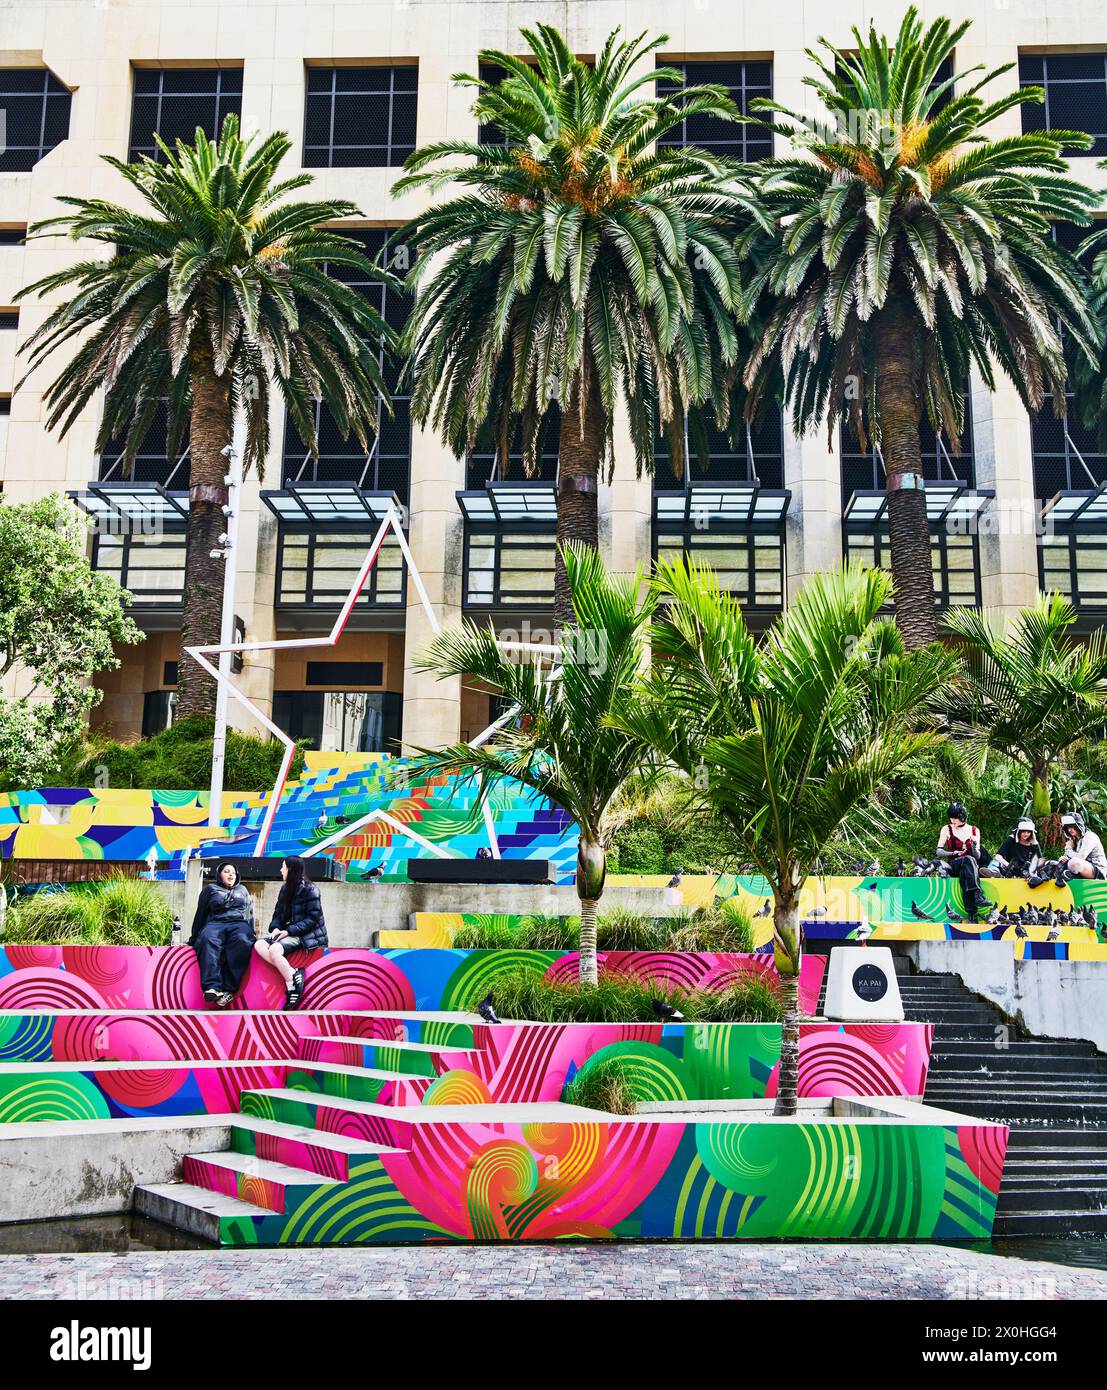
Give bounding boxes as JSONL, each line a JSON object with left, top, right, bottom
{"left": 215, "top": 1116, "right": 1003, "bottom": 1246}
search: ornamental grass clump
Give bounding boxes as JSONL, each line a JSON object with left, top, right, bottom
{"left": 4, "top": 877, "right": 173, "bottom": 946}
{"left": 562, "top": 1058, "right": 638, "bottom": 1115}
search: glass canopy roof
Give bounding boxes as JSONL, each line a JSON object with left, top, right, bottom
{"left": 843, "top": 483, "right": 994, "bottom": 527}
{"left": 456, "top": 480, "right": 558, "bottom": 525}
{"left": 260, "top": 485, "right": 404, "bottom": 525}
{"left": 1042, "top": 487, "right": 1107, "bottom": 526}
{"left": 69, "top": 481, "right": 188, "bottom": 526}
{"left": 654, "top": 481, "right": 791, "bottom": 526}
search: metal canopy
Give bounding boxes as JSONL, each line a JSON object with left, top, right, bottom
{"left": 1042, "top": 486, "right": 1107, "bottom": 527}
{"left": 654, "top": 481, "right": 792, "bottom": 527}
{"left": 843, "top": 483, "right": 994, "bottom": 527}
{"left": 69, "top": 481, "right": 188, "bottom": 526}
{"left": 456, "top": 480, "right": 558, "bottom": 525}
{"left": 261, "top": 485, "right": 404, "bottom": 525}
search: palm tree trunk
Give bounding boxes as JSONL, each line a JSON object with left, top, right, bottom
{"left": 176, "top": 350, "right": 232, "bottom": 720}
{"left": 555, "top": 373, "right": 603, "bottom": 631}
{"left": 1030, "top": 755, "right": 1051, "bottom": 818}
{"left": 576, "top": 835, "right": 606, "bottom": 986}
{"left": 873, "top": 298, "right": 938, "bottom": 650}
{"left": 772, "top": 895, "right": 801, "bottom": 1117}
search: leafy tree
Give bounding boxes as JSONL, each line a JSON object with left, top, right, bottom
{"left": 0, "top": 494, "right": 140, "bottom": 787}
{"left": 409, "top": 542, "right": 657, "bottom": 984}
{"left": 612, "top": 560, "right": 955, "bottom": 1114}
{"left": 17, "top": 115, "right": 395, "bottom": 716}
{"left": 740, "top": 7, "right": 1100, "bottom": 647}
{"left": 394, "top": 25, "right": 759, "bottom": 625}
{"left": 944, "top": 592, "right": 1107, "bottom": 817}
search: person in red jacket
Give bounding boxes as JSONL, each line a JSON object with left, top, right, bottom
{"left": 936, "top": 802, "right": 995, "bottom": 921}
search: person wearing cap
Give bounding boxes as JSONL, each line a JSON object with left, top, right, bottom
{"left": 936, "top": 802, "right": 995, "bottom": 919}
{"left": 1032, "top": 813, "right": 1107, "bottom": 887}
{"left": 188, "top": 861, "right": 256, "bottom": 1007}
{"left": 991, "top": 819, "right": 1043, "bottom": 879}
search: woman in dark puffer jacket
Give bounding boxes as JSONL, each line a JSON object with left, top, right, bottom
{"left": 254, "top": 855, "right": 328, "bottom": 1009}
{"left": 189, "top": 861, "right": 255, "bottom": 1008}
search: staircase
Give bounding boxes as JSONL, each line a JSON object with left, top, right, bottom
{"left": 904, "top": 969, "right": 1107, "bottom": 1236}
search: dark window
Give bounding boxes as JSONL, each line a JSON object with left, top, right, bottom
{"left": 303, "top": 65, "right": 418, "bottom": 168}
{"left": 273, "top": 689, "right": 402, "bottom": 753}
{"left": 128, "top": 67, "right": 243, "bottom": 162}
{"left": 840, "top": 387, "right": 974, "bottom": 503}
{"left": 476, "top": 62, "right": 511, "bottom": 146}
{"left": 283, "top": 227, "right": 410, "bottom": 496}
{"left": 0, "top": 397, "right": 10, "bottom": 416}
{"left": 0, "top": 68, "right": 71, "bottom": 172}
{"left": 656, "top": 59, "right": 772, "bottom": 161}
{"left": 305, "top": 661, "right": 383, "bottom": 686}
{"left": 142, "top": 690, "right": 176, "bottom": 736}
{"left": 654, "top": 408, "right": 784, "bottom": 490}
{"left": 99, "top": 401, "right": 190, "bottom": 486}
{"left": 0, "top": 228, "right": 25, "bottom": 245}
{"left": 0, "top": 311, "right": 18, "bottom": 329}
{"left": 467, "top": 409, "right": 560, "bottom": 488}
{"left": 1020, "top": 52, "right": 1107, "bottom": 157}
{"left": 163, "top": 661, "right": 178, "bottom": 686}
{"left": 1031, "top": 221, "right": 1107, "bottom": 498}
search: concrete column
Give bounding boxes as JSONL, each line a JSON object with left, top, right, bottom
{"left": 400, "top": 420, "right": 465, "bottom": 752}
{"left": 603, "top": 402, "right": 654, "bottom": 585}
{"left": 971, "top": 366, "right": 1040, "bottom": 618}
{"left": 783, "top": 425, "right": 843, "bottom": 600}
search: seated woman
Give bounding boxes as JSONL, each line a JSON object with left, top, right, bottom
{"left": 254, "top": 856, "right": 328, "bottom": 1010}
{"left": 991, "top": 818, "right": 1042, "bottom": 879}
{"left": 1032, "top": 812, "right": 1107, "bottom": 887}
{"left": 936, "top": 802, "right": 995, "bottom": 921}
{"left": 188, "top": 861, "right": 255, "bottom": 1008}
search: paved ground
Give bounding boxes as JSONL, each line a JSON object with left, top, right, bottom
{"left": 2, "top": 1244, "right": 1106, "bottom": 1300}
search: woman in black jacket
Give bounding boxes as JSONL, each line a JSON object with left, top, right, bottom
{"left": 189, "top": 861, "right": 255, "bottom": 1007}
{"left": 254, "top": 856, "right": 327, "bottom": 1009}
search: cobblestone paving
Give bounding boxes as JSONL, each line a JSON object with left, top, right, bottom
{"left": 2, "top": 1244, "right": 1106, "bottom": 1300}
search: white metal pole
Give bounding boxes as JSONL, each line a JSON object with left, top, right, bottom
{"left": 207, "top": 412, "right": 245, "bottom": 830}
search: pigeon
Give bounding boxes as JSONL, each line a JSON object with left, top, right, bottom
{"left": 666, "top": 869, "right": 685, "bottom": 889}
{"left": 853, "top": 922, "right": 873, "bottom": 945}
{"left": 1014, "top": 923, "right": 1028, "bottom": 939}
{"left": 946, "top": 909, "right": 966, "bottom": 924}
{"left": 476, "top": 992, "right": 501, "bottom": 1025}
{"left": 1047, "top": 921, "right": 1061, "bottom": 943}
{"left": 366, "top": 866, "right": 383, "bottom": 882}
{"left": 895, "top": 859, "right": 908, "bottom": 877}
{"left": 754, "top": 900, "right": 772, "bottom": 918}
{"left": 911, "top": 901, "right": 935, "bottom": 921}
{"left": 316, "top": 811, "right": 329, "bottom": 831}
{"left": 651, "top": 998, "right": 685, "bottom": 1022}
{"left": 808, "top": 906, "right": 828, "bottom": 918}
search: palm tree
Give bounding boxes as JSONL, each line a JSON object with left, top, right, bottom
{"left": 17, "top": 115, "right": 394, "bottom": 717}
{"left": 740, "top": 7, "right": 1100, "bottom": 648}
{"left": 409, "top": 542, "right": 657, "bottom": 984}
{"left": 394, "top": 25, "right": 760, "bottom": 626}
{"left": 944, "top": 593, "right": 1107, "bottom": 818}
{"left": 612, "top": 560, "right": 956, "bottom": 1114}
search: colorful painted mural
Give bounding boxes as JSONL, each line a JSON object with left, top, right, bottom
{"left": 0, "top": 752, "right": 577, "bottom": 883}
{"left": 0, "top": 945, "right": 826, "bottom": 1016}
{"left": 209, "top": 1113, "right": 1005, "bottom": 1245}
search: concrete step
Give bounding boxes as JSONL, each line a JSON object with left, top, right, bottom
{"left": 993, "top": 1210, "right": 1107, "bottom": 1236}
{"left": 182, "top": 1150, "right": 340, "bottom": 1214}
{"left": 231, "top": 1118, "right": 403, "bottom": 1181}
{"left": 924, "top": 1098, "right": 1107, "bottom": 1125}
{"left": 283, "top": 1064, "right": 432, "bottom": 1106}
{"left": 134, "top": 1181, "right": 271, "bottom": 1243}
{"left": 296, "top": 1035, "right": 476, "bottom": 1076}
{"left": 1006, "top": 1130, "right": 1107, "bottom": 1149}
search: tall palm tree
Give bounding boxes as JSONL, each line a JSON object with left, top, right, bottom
{"left": 409, "top": 542, "right": 657, "bottom": 984}
{"left": 612, "top": 560, "right": 955, "bottom": 1114}
{"left": 944, "top": 593, "right": 1107, "bottom": 818}
{"left": 739, "top": 7, "right": 1100, "bottom": 648}
{"left": 394, "top": 25, "right": 760, "bottom": 626}
{"left": 17, "top": 115, "right": 394, "bottom": 717}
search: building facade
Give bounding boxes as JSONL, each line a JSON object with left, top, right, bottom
{"left": 0, "top": 0, "right": 1105, "bottom": 756}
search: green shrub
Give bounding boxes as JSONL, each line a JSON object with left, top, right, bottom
{"left": 4, "top": 877, "right": 173, "bottom": 945}
{"left": 609, "top": 825, "right": 666, "bottom": 874}
{"left": 54, "top": 715, "right": 307, "bottom": 792}
{"left": 562, "top": 1058, "right": 637, "bottom": 1115}
{"left": 463, "top": 967, "right": 782, "bottom": 1023}
{"left": 665, "top": 899, "right": 754, "bottom": 952}
{"left": 452, "top": 919, "right": 521, "bottom": 950}
{"left": 595, "top": 906, "right": 665, "bottom": 951}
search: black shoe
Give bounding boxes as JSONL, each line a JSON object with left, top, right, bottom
{"left": 283, "top": 969, "right": 305, "bottom": 1012}
{"left": 203, "top": 988, "right": 221, "bottom": 1005}
{"left": 1054, "top": 871, "right": 1068, "bottom": 889}
{"left": 215, "top": 991, "right": 234, "bottom": 1009}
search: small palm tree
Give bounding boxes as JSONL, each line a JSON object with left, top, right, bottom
{"left": 944, "top": 593, "right": 1107, "bottom": 818}
{"left": 394, "top": 25, "right": 760, "bottom": 626}
{"left": 17, "top": 115, "right": 394, "bottom": 717}
{"left": 612, "top": 560, "right": 956, "bottom": 1114}
{"left": 409, "top": 541, "right": 656, "bottom": 984}
{"left": 740, "top": 7, "right": 1100, "bottom": 648}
